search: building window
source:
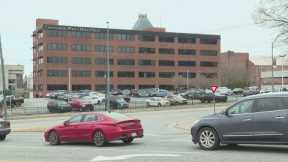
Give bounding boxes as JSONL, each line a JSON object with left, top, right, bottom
{"left": 118, "top": 71, "right": 135, "bottom": 78}
{"left": 114, "top": 33, "right": 135, "bottom": 41}
{"left": 117, "top": 47, "right": 135, "bottom": 54}
{"left": 200, "top": 73, "right": 218, "bottom": 78}
{"left": 47, "top": 56, "right": 68, "bottom": 64}
{"left": 139, "top": 34, "right": 155, "bottom": 42}
{"left": 71, "top": 44, "right": 92, "bottom": 52}
{"left": 178, "top": 37, "right": 196, "bottom": 44}
{"left": 95, "top": 71, "right": 113, "bottom": 78}
{"left": 71, "top": 57, "right": 92, "bottom": 64}
{"left": 178, "top": 72, "right": 196, "bottom": 78}
{"left": 47, "top": 43, "right": 68, "bottom": 51}
{"left": 200, "top": 61, "right": 218, "bottom": 67}
{"left": 95, "top": 84, "right": 114, "bottom": 91}
{"left": 200, "top": 50, "right": 218, "bottom": 56}
{"left": 178, "top": 61, "right": 196, "bottom": 67}
{"left": 46, "top": 30, "right": 68, "bottom": 37}
{"left": 159, "top": 85, "right": 174, "bottom": 90}
{"left": 95, "top": 32, "right": 113, "bottom": 40}
{"left": 47, "top": 84, "right": 67, "bottom": 91}
{"left": 158, "top": 48, "right": 175, "bottom": 55}
{"left": 159, "top": 60, "right": 175, "bottom": 66}
{"left": 95, "top": 58, "right": 114, "bottom": 65}
{"left": 158, "top": 36, "right": 175, "bottom": 43}
{"left": 72, "top": 85, "right": 91, "bottom": 91}
{"left": 139, "top": 85, "right": 155, "bottom": 89}
{"left": 118, "top": 85, "right": 135, "bottom": 90}
{"left": 47, "top": 70, "right": 67, "bottom": 77}
{"left": 139, "top": 47, "right": 156, "bottom": 54}
{"left": 200, "top": 38, "right": 218, "bottom": 44}
{"left": 139, "top": 72, "right": 155, "bottom": 78}
{"left": 159, "top": 72, "right": 175, "bottom": 78}
{"left": 178, "top": 49, "right": 196, "bottom": 55}
{"left": 70, "top": 31, "right": 91, "bottom": 38}
{"left": 72, "top": 70, "right": 91, "bottom": 77}
{"left": 138, "top": 60, "right": 156, "bottom": 66}
{"left": 95, "top": 45, "right": 113, "bottom": 53}
{"left": 117, "top": 59, "right": 135, "bottom": 66}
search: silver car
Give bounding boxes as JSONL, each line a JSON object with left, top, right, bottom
{"left": 191, "top": 92, "right": 288, "bottom": 150}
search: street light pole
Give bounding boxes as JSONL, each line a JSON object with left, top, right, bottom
{"left": 0, "top": 35, "right": 7, "bottom": 120}
{"left": 279, "top": 54, "right": 287, "bottom": 91}
{"left": 105, "top": 21, "right": 111, "bottom": 113}
{"left": 271, "top": 34, "right": 283, "bottom": 92}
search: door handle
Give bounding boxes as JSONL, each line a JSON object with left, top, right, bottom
{"left": 242, "top": 118, "right": 251, "bottom": 121}
{"left": 274, "top": 116, "right": 285, "bottom": 119}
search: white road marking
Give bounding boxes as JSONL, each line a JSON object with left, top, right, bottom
{"left": 90, "top": 154, "right": 181, "bottom": 162}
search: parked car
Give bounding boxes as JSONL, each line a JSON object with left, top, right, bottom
{"left": 81, "top": 96, "right": 103, "bottom": 105}
{"left": 198, "top": 92, "right": 228, "bottom": 103}
{"left": 110, "top": 97, "right": 129, "bottom": 109}
{"left": 69, "top": 99, "right": 94, "bottom": 111}
{"left": 47, "top": 100, "right": 72, "bottom": 113}
{"left": 181, "top": 89, "right": 204, "bottom": 100}
{"left": 2, "top": 95, "right": 24, "bottom": 107}
{"left": 44, "top": 112, "right": 143, "bottom": 146}
{"left": 242, "top": 89, "right": 260, "bottom": 96}
{"left": 216, "top": 87, "right": 233, "bottom": 96}
{"left": 166, "top": 95, "right": 188, "bottom": 105}
{"left": 146, "top": 97, "right": 170, "bottom": 107}
{"left": 191, "top": 92, "right": 288, "bottom": 150}
{"left": 232, "top": 88, "right": 244, "bottom": 95}
{"left": 0, "top": 118, "right": 10, "bottom": 141}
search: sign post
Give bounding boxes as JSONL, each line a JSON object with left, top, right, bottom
{"left": 210, "top": 85, "right": 218, "bottom": 114}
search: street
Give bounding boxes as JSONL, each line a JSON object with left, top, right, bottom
{"left": 2, "top": 106, "right": 288, "bottom": 162}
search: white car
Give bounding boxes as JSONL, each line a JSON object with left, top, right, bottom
{"left": 216, "top": 87, "right": 233, "bottom": 96}
{"left": 146, "top": 97, "right": 170, "bottom": 107}
{"left": 81, "top": 96, "right": 102, "bottom": 105}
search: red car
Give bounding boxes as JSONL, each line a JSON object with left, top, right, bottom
{"left": 69, "top": 99, "right": 94, "bottom": 111}
{"left": 44, "top": 112, "right": 143, "bottom": 146}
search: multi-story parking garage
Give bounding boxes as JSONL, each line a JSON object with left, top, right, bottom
{"left": 33, "top": 15, "right": 220, "bottom": 96}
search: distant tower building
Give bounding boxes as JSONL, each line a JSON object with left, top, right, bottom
{"left": 132, "top": 14, "right": 154, "bottom": 30}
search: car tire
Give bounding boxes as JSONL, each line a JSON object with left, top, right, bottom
{"left": 198, "top": 127, "right": 220, "bottom": 150}
{"left": 93, "top": 130, "right": 106, "bottom": 147}
{"left": 122, "top": 137, "right": 133, "bottom": 144}
{"left": 0, "top": 135, "right": 6, "bottom": 141}
{"left": 48, "top": 131, "right": 60, "bottom": 145}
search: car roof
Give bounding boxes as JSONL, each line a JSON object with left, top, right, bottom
{"left": 241, "top": 92, "right": 288, "bottom": 101}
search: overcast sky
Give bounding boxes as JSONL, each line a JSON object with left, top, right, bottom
{"left": 0, "top": 0, "right": 279, "bottom": 74}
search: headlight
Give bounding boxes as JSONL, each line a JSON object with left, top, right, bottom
{"left": 192, "top": 119, "right": 200, "bottom": 126}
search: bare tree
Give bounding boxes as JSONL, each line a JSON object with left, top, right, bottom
{"left": 254, "top": 0, "right": 288, "bottom": 43}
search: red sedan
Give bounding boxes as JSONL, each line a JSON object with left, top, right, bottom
{"left": 44, "top": 112, "right": 143, "bottom": 146}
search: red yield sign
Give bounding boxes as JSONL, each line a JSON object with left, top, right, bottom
{"left": 210, "top": 85, "right": 218, "bottom": 93}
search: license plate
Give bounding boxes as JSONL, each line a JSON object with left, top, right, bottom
{"left": 131, "top": 133, "right": 137, "bottom": 137}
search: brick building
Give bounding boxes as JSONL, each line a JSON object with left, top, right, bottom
{"left": 33, "top": 15, "right": 220, "bottom": 96}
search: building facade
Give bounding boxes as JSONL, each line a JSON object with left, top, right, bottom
{"left": 0, "top": 65, "right": 24, "bottom": 91}
{"left": 33, "top": 16, "right": 220, "bottom": 96}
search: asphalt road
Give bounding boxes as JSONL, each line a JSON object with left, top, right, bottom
{"left": 2, "top": 106, "right": 288, "bottom": 162}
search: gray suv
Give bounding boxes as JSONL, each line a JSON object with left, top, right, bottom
{"left": 191, "top": 92, "right": 288, "bottom": 150}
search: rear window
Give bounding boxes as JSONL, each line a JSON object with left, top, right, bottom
{"left": 104, "top": 112, "right": 130, "bottom": 122}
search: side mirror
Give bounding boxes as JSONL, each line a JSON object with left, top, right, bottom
{"left": 224, "top": 110, "right": 230, "bottom": 117}
{"left": 64, "top": 121, "right": 69, "bottom": 126}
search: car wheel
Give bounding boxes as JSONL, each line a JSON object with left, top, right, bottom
{"left": 0, "top": 135, "right": 6, "bottom": 141}
{"left": 122, "top": 137, "right": 133, "bottom": 144}
{"left": 93, "top": 130, "right": 106, "bottom": 147}
{"left": 48, "top": 131, "right": 60, "bottom": 145}
{"left": 198, "top": 127, "right": 220, "bottom": 150}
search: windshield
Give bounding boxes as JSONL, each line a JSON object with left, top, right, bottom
{"left": 104, "top": 112, "right": 131, "bottom": 122}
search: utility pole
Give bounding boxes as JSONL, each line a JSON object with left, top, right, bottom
{"left": 271, "top": 34, "right": 282, "bottom": 92}
{"left": 105, "top": 21, "right": 111, "bottom": 113}
{"left": 0, "top": 35, "right": 7, "bottom": 120}
{"left": 186, "top": 70, "right": 189, "bottom": 90}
